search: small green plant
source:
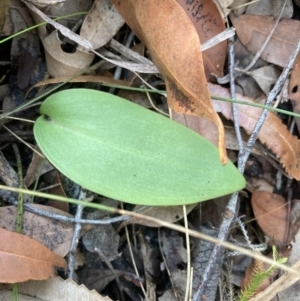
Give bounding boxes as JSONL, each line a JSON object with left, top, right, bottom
{"left": 236, "top": 246, "right": 287, "bottom": 301}
{"left": 33, "top": 89, "right": 245, "bottom": 206}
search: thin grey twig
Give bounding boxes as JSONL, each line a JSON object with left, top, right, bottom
{"left": 238, "top": 40, "right": 300, "bottom": 172}
{"left": 3, "top": 193, "right": 147, "bottom": 224}
{"left": 68, "top": 189, "right": 86, "bottom": 279}
{"left": 109, "top": 31, "right": 135, "bottom": 94}
{"left": 192, "top": 32, "right": 300, "bottom": 301}
{"left": 228, "top": 36, "right": 243, "bottom": 151}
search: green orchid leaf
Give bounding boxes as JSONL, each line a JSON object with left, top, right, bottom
{"left": 33, "top": 89, "right": 245, "bottom": 206}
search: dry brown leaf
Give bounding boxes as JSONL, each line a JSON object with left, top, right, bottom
{"left": 209, "top": 83, "right": 300, "bottom": 180}
{"left": 231, "top": 14, "right": 300, "bottom": 67}
{"left": 46, "top": 172, "right": 70, "bottom": 212}
{"left": 25, "top": 149, "right": 69, "bottom": 212}
{"left": 112, "top": 0, "right": 227, "bottom": 163}
{"left": 172, "top": 110, "right": 219, "bottom": 147}
{"left": 0, "top": 228, "right": 67, "bottom": 283}
{"left": 0, "top": 205, "right": 74, "bottom": 256}
{"left": 24, "top": 147, "right": 53, "bottom": 187}
{"left": 247, "top": 65, "right": 281, "bottom": 95}
{"left": 251, "top": 191, "right": 290, "bottom": 245}
{"left": 289, "top": 52, "right": 300, "bottom": 133}
{"left": 80, "top": 0, "right": 124, "bottom": 49}
{"left": 28, "top": 75, "right": 130, "bottom": 92}
{"left": 0, "top": 277, "right": 112, "bottom": 301}
{"left": 175, "top": 0, "right": 227, "bottom": 81}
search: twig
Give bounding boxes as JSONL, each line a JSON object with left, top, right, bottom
{"left": 108, "top": 31, "right": 135, "bottom": 94}
{"left": 67, "top": 189, "right": 87, "bottom": 279}
{"left": 228, "top": 36, "right": 243, "bottom": 151}
{"left": 124, "top": 224, "right": 149, "bottom": 301}
{"left": 12, "top": 144, "right": 24, "bottom": 233}
{"left": 184, "top": 205, "right": 192, "bottom": 301}
{"left": 137, "top": 231, "right": 153, "bottom": 300}
{"left": 4, "top": 194, "right": 147, "bottom": 224}
{"left": 158, "top": 228, "right": 180, "bottom": 301}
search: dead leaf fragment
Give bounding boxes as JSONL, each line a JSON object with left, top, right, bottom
{"left": 112, "top": 0, "right": 227, "bottom": 163}
{"left": 175, "top": 0, "right": 227, "bottom": 81}
{"left": 289, "top": 52, "right": 300, "bottom": 133}
{"left": 0, "top": 277, "right": 113, "bottom": 301}
{"left": 0, "top": 228, "right": 67, "bottom": 283}
{"left": 209, "top": 83, "right": 300, "bottom": 180}
{"left": 231, "top": 15, "right": 300, "bottom": 67}
{"left": 0, "top": 205, "right": 74, "bottom": 256}
{"left": 251, "top": 191, "right": 289, "bottom": 245}
{"left": 24, "top": 148, "right": 53, "bottom": 187}
{"left": 247, "top": 65, "right": 281, "bottom": 95}
{"left": 80, "top": 0, "right": 124, "bottom": 49}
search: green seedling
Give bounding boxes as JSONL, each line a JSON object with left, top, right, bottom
{"left": 34, "top": 89, "right": 245, "bottom": 206}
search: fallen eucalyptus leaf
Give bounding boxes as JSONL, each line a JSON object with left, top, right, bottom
{"left": 34, "top": 89, "right": 245, "bottom": 206}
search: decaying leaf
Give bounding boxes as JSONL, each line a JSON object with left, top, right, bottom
{"left": 247, "top": 65, "right": 281, "bottom": 95}
{"left": 159, "top": 229, "right": 187, "bottom": 300}
{"left": 24, "top": 147, "right": 53, "bottom": 187}
{"left": 0, "top": 205, "right": 74, "bottom": 256}
{"left": 251, "top": 191, "right": 290, "bottom": 245}
{"left": 0, "top": 228, "right": 67, "bottom": 283}
{"left": 111, "top": 0, "right": 227, "bottom": 163}
{"left": 289, "top": 52, "right": 300, "bottom": 133}
{"left": 0, "top": 277, "right": 112, "bottom": 301}
{"left": 209, "top": 83, "right": 300, "bottom": 180}
{"left": 80, "top": 0, "right": 124, "bottom": 49}
{"left": 175, "top": 0, "right": 227, "bottom": 81}
{"left": 231, "top": 15, "right": 300, "bottom": 67}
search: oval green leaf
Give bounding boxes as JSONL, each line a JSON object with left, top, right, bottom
{"left": 34, "top": 89, "right": 245, "bottom": 206}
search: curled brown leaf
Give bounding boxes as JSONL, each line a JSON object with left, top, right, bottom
{"left": 209, "top": 83, "right": 300, "bottom": 180}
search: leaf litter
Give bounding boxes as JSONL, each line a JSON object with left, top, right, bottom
{"left": 2, "top": 0, "right": 300, "bottom": 300}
